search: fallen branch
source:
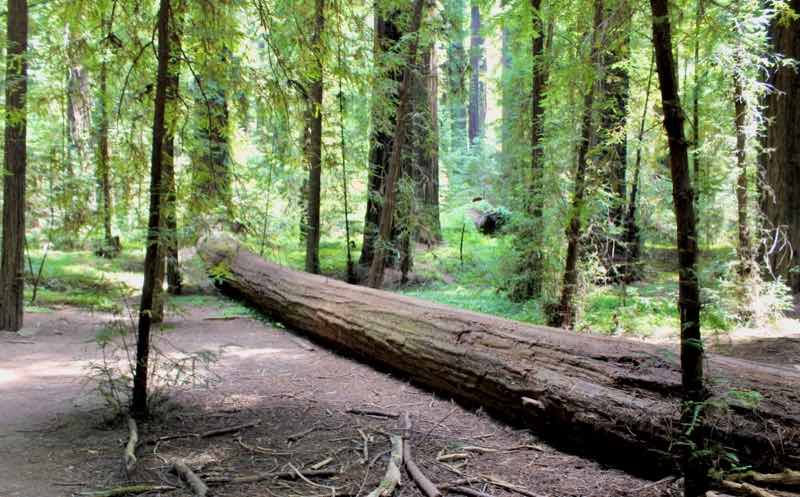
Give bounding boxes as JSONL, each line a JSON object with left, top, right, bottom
{"left": 403, "top": 413, "right": 442, "bottom": 497}
{"left": 200, "top": 419, "right": 260, "bottom": 438}
{"left": 729, "top": 469, "right": 800, "bottom": 487}
{"left": 366, "top": 434, "right": 403, "bottom": 497}
{"left": 346, "top": 408, "right": 400, "bottom": 419}
{"left": 206, "top": 469, "right": 338, "bottom": 486}
{"left": 78, "top": 484, "right": 176, "bottom": 497}
{"left": 171, "top": 460, "right": 208, "bottom": 497}
{"left": 287, "top": 425, "right": 319, "bottom": 444}
{"left": 720, "top": 481, "right": 777, "bottom": 497}
{"left": 123, "top": 417, "right": 138, "bottom": 475}
{"left": 447, "top": 487, "right": 498, "bottom": 497}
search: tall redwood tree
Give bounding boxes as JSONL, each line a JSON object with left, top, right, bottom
{"left": 0, "top": 0, "right": 28, "bottom": 332}
{"left": 649, "top": 0, "right": 708, "bottom": 495}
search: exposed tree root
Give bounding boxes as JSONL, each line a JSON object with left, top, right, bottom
{"left": 171, "top": 460, "right": 208, "bottom": 497}
{"left": 123, "top": 417, "right": 138, "bottom": 475}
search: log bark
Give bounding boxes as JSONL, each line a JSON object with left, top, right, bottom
{"left": 197, "top": 235, "right": 800, "bottom": 477}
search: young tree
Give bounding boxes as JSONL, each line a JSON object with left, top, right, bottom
{"left": 551, "top": 0, "right": 603, "bottom": 329}
{"left": 131, "top": 0, "right": 171, "bottom": 419}
{"left": 304, "top": 0, "right": 325, "bottom": 274}
{"left": 763, "top": 0, "right": 800, "bottom": 293}
{"left": 96, "top": 16, "right": 114, "bottom": 254}
{"left": 649, "top": 0, "right": 708, "bottom": 494}
{"left": 509, "top": 0, "right": 548, "bottom": 301}
{"left": 0, "top": 0, "right": 28, "bottom": 332}
{"left": 366, "top": 0, "right": 427, "bottom": 289}
{"left": 733, "top": 62, "right": 752, "bottom": 278}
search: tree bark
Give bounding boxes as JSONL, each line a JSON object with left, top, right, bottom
{"left": 198, "top": 235, "right": 800, "bottom": 478}
{"left": 763, "top": 0, "right": 800, "bottom": 293}
{"left": 467, "top": 1, "right": 485, "bottom": 145}
{"left": 97, "top": 42, "right": 114, "bottom": 251}
{"left": 359, "top": 9, "right": 403, "bottom": 268}
{"left": 164, "top": 0, "right": 184, "bottom": 295}
{"left": 0, "top": 0, "right": 28, "bottom": 332}
{"left": 649, "top": 0, "right": 708, "bottom": 495}
{"left": 733, "top": 71, "right": 751, "bottom": 278}
{"left": 551, "top": 0, "right": 603, "bottom": 330}
{"left": 508, "top": 0, "right": 547, "bottom": 301}
{"left": 366, "top": 0, "right": 427, "bottom": 289}
{"left": 131, "top": 0, "right": 171, "bottom": 419}
{"left": 304, "top": 0, "right": 324, "bottom": 275}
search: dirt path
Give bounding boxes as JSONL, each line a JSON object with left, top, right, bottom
{"left": 0, "top": 300, "right": 687, "bottom": 497}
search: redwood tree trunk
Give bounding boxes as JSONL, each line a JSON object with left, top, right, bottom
{"left": 97, "top": 50, "right": 114, "bottom": 250}
{"left": 733, "top": 71, "right": 751, "bottom": 278}
{"left": 509, "top": 0, "right": 547, "bottom": 301}
{"left": 366, "top": 0, "right": 426, "bottom": 289}
{"left": 132, "top": 0, "right": 171, "bottom": 419}
{"left": 467, "top": 0, "right": 484, "bottom": 145}
{"left": 763, "top": 0, "right": 800, "bottom": 293}
{"left": 649, "top": 0, "right": 708, "bottom": 494}
{"left": 359, "top": 10, "right": 402, "bottom": 268}
{"left": 443, "top": 0, "right": 467, "bottom": 159}
{"left": 199, "top": 235, "right": 800, "bottom": 478}
{"left": 0, "top": 0, "right": 28, "bottom": 332}
{"left": 305, "top": 0, "right": 324, "bottom": 275}
{"left": 552, "top": 0, "right": 603, "bottom": 330}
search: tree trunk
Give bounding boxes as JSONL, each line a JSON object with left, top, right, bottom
{"left": 649, "top": 0, "right": 708, "bottom": 495}
{"left": 97, "top": 47, "right": 114, "bottom": 251}
{"left": 443, "top": 0, "right": 467, "bottom": 159}
{"left": 467, "top": 1, "right": 484, "bottom": 145}
{"left": 0, "top": 0, "right": 28, "bottom": 332}
{"left": 621, "top": 52, "right": 654, "bottom": 283}
{"left": 411, "top": 44, "right": 441, "bottom": 246}
{"left": 304, "top": 0, "right": 324, "bottom": 275}
{"left": 131, "top": 0, "right": 170, "bottom": 419}
{"left": 359, "top": 9, "right": 403, "bottom": 268}
{"left": 366, "top": 0, "right": 427, "bottom": 289}
{"left": 551, "top": 0, "right": 603, "bottom": 330}
{"left": 763, "top": 0, "right": 800, "bottom": 293}
{"left": 164, "top": 0, "right": 184, "bottom": 295}
{"left": 508, "top": 0, "right": 547, "bottom": 301}
{"left": 733, "top": 71, "right": 751, "bottom": 279}
{"left": 198, "top": 235, "right": 800, "bottom": 478}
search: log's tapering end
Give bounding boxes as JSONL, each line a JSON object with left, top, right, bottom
{"left": 197, "top": 232, "right": 240, "bottom": 267}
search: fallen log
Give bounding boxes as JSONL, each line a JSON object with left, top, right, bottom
{"left": 197, "top": 235, "right": 800, "bottom": 476}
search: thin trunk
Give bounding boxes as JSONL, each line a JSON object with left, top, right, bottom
{"left": 305, "top": 0, "right": 324, "bottom": 275}
{"left": 649, "top": 0, "right": 708, "bottom": 495}
{"left": 337, "top": 17, "right": 355, "bottom": 283}
{"left": 763, "top": 0, "right": 800, "bottom": 292}
{"left": 164, "top": 1, "right": 183, "bottom": 295}
{"left": 734, "top": 72, "right": 751, "bottom": 278}
{"left": 366, "top": 0, "right": 426, "bottom": 289}
{"left": 97, "top": 52, "right": 113, "bottom": 249}
{"left": 131, "top": 0, "right": 171, "bottom": 419}
{"left": 467, "top": 1, "right": 484, "bottom": 145}
{"left": 622, "top": 51, "right": 655, "bottom": 282}
{"left": 552, "top": 0, "right": 603, "bottom": 329}
{"left": 0, "top": 0, "right": 28, "bottom": 332}
{"left": 444, "top": 0, "right": 467, "bottom": 158}
{"left": 692, "top": 0, "right": 702, "bottom": 186}
{"left": 509, "top": 0, "right": 547, "bottom": 301}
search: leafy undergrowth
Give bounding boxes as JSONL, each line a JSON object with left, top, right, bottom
{"left": 23, "top": 248, "right": 145, "bottom": 313}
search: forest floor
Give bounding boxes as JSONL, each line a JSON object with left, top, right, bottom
{"left": 0, "top": 301, "right": 686, "bottom": 497}
{"left": 5, "top": 243, "right": 798, "bottom": 497}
